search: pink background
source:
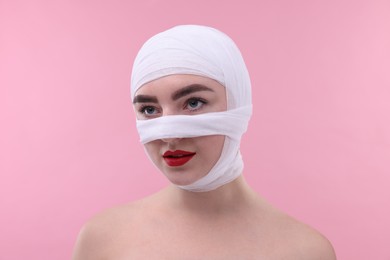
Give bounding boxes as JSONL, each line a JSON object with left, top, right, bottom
{"left": 1, "top": 0, "right": 389, "bottom": 259}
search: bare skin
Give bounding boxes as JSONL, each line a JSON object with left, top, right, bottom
{"left": 73, "top": 75, "right": 336, "bottom": 259}
{"left": 72, "top": 176, "right": 336, "bottom": 259}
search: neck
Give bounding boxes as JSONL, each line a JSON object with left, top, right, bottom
{"left": 163, "top": 175, "right": 257, "bottom": 215}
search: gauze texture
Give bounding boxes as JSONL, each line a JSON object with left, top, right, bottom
{"left": 131, "top": 25, "right": 252, "bottom": 192}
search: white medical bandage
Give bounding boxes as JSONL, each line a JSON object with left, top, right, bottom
{"left": 131, "top": 25, "right": 252, "bottom": 192}
{"left": 136, "top": 106, "right": 252, "bottom": 144}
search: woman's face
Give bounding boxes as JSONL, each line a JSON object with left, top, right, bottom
{"left": 133, "top": 74, "right": 227, "bottom": 186}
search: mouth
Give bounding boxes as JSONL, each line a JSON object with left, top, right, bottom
{"left": 162, "top": 150, "right": 196, "bottom": 167}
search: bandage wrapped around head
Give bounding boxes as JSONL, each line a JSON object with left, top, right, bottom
{"left": 131, "top": 25, "right": 252, "bottom": 192}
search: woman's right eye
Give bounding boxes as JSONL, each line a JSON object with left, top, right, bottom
{"left": 140, "top": 106, "right": 158, "bottom": 115}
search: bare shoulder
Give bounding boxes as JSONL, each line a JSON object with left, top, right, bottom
{"left": 72, "top": 201, "right": 143, "bottom": 260}
{"left": 267, "top": 208, "right": 337, "bottom": 260}
{"left": 287, "top": 218, "right": 336, "bottom": 260}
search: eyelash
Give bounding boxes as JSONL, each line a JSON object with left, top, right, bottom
{"left": 138, "top": 105, "right": 159, "bottom": 116}
{"left": 138, "top": 97, "right": 208, "bottom": 117}
{"left": 185, "top": 97, "right": 208, "bottom": 111}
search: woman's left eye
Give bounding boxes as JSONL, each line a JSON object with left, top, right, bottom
{"left": 185, "top": 98, "right": 207, "bottom": 111}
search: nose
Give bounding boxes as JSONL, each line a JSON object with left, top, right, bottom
{"left": 162, "top": 110, "right": 175, "bottom": 117}
{"left": 161, "top": 137, "right": 181, "bottom": 143}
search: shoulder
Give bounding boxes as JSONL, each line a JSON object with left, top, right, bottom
{"left": 286, "top": 218, "right": 336, "bottom": 260}
{"left": 250, "top": 197, "right": 336, "bottom": 260}
{"left": 270, "top": 211, "right": 337, "bottom": 260}
{"left": 72, "top": 202, "right": 142, "bottom": 260}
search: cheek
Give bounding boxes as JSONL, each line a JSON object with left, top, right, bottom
{"left": 143, "top": 142, "right": 161, "bottom": 162}
{"left": 196, "top": 135, "right": 225, "bottom": 161}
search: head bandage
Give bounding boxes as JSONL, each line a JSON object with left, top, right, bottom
{"left": 131, "top": 25, "right": 252, "bottom": 192}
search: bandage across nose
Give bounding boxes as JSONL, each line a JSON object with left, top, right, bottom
{"left": 137, "top": 106, "right": 252, "bottom": 144}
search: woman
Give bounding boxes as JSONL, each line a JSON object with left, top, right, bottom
{"left": 73, "top": 25, "right": 336, "bottom": 259}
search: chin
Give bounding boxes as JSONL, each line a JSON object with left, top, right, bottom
{"left": 165, "top": 175, "right": 196, "bottom": 186}
{"left": 162, "top": 170, "right": 204, "bottom": 187}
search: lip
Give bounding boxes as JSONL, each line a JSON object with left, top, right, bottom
{"left": 162, "top": 150, "right": 196, "bottom": 167}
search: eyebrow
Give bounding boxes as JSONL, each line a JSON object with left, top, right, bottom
{"left": 132, "top": 95, "right": 158, "bottom": 104}
{"left": 133, "top": 84, "right": 214, "bottom": 104}
{"left": 171, "top": 84, "right": 214, "bottom": 101}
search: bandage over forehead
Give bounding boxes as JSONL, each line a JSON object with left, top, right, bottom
{"left": 131, "top": 25, "right": 252, "bottom": 192}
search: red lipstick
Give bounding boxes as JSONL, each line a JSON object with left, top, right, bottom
{"left": 163, "top": 150, "right": 196, "bottom": 167}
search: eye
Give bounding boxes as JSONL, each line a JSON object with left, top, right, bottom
{"left": 139, "top": 106, "right": 159, "bottom": 116}
{"left": 185, "top": 98, "right": 207, "bottom": 111}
